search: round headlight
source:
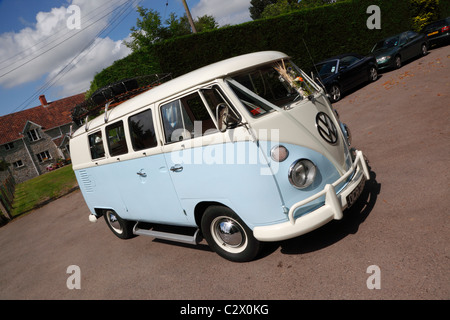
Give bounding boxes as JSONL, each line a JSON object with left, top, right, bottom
{"left": 271, "top": 145, "right": 289, "bottom": 162}
{"left": 288, "top": 159, "right": 316, "bottom": 189}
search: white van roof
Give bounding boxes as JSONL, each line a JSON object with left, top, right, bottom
{"left": 74, "top": 51, "right": 289, "bottom": 136}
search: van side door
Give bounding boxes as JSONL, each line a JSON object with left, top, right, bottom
{"left": 111, "top": 108, "right": 189, "bottom": 225}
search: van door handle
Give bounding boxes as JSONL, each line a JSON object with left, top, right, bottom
{"left": 170, "top": 164, "right": 183, "bottom": 172}
{"left": 136, "top": 169, "right": 147, "bottom": 177}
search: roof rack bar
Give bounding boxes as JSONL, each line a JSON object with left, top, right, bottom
{"left": 104, "top": 101, "right": 111, "bottom": 123}
{"left": 71, "top": 73, "right": 172, "bottom": 124}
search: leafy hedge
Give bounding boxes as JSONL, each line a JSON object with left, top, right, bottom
{"left": 440, "top": 0, "right": 450, "bottom": 17}
{"left": 88, "top": 0, "right": 444, "bottom": 95}
{"left": 410, "top": 0, "right": 440, "bottom": 31}
{"left": 153, "top": 0, "right": 415, "bottom": 77}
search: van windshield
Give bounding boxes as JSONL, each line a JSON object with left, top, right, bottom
{"left": 227, "top": 59, "right": 319, "bottom": 117}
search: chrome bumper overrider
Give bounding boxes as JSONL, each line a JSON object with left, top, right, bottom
{"left": 253, "top": 150, "right": 370, "bottom": 242}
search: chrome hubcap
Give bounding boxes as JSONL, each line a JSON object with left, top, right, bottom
{"left": 107, "top": 212, "right": 123, "bottom": 234}
{"left": 370, "top": 68, "right": 377, "bottom": 81}
{"left": 212, "top": 217, "right": 245, "bottom": 248}
{"left": 331, "top": 86, "right": 340, "bottom": 101}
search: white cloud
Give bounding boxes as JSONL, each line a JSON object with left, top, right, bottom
{"left": 192, "top": 0, "right": 251, "bottom": 26}
{"left": 49, "top": 37, "right": 131, "bottom": 96}
{"left": 0, "top": 0, "right": 132, "bottom": 96}
{"left": 0, "top": 0, "right": 252, "bottom": 101}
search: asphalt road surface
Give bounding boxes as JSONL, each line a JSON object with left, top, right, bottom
{"left": 0, "top": 45, "right": 449, "bottom": 301}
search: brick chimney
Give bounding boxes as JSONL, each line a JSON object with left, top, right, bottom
{"left": 39, "top": 95, "right": 48, "bottom": 107}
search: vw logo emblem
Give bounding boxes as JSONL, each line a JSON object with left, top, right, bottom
{"left": 316, "top": 112, "right": 338, "bottom": 145}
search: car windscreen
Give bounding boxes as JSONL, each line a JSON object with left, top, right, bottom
{"left": 315, "top": 60, "right": 338, "bottom": 78}
{"left": 372, "top": 36, "right": 399, "bottom": 51}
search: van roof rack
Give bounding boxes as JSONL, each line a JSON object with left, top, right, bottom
{"left": 71, "top": 73, "right": 172, "bottom": 123}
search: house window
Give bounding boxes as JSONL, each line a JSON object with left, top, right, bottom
{"left": 4, "top": 142, "right": 14, "bottom": 150}
{"left": 27, "top": 129, "right": 42, "bottom": 142}
{"left": 13, "top": 160, "right": 24, "bottom": 168}
{"left": 36, "top": 150, "right": 51, "bottom": 163}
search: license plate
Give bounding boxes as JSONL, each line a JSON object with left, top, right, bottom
{"left": 428, "top": 31, "right": 438, "bottom": 36}
{"left": 346, "top": 175, "right": 366, "bottom": 207}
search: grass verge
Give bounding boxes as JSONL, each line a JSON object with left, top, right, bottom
{"left": 11, "top": 165, "right": 78, "bottom": 217}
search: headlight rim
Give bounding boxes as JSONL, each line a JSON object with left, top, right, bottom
{"left": 288, "top": 158, "right": 317, "bottom": 189}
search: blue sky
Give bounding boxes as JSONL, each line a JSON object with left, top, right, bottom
{"left": 0, "top": 0, "right": 251, "bottom": 116}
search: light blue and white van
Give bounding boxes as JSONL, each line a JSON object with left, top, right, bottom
{"left": 70, "top": 51, "right": 370, "bottom": 262}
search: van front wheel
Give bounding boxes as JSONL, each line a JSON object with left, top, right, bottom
{"left": 201, "top": 206, "right": 261, "bottom": 262}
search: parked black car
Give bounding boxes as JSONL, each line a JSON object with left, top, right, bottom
{"left": 421, "top": 17, "right": 450, "bottom": 48}
{"left": 371, "top": 31, "right": 429, "bottom": 71}
{"left": 313, "top": 53, "right": 378, "bottom": 102}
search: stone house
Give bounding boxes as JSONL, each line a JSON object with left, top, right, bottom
{"left": 0, "top": 93, "right": 85, "bottom": 183}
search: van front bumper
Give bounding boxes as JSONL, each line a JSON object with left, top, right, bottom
{"left": 253, "top": 150, "right": 370, "bottom": 242}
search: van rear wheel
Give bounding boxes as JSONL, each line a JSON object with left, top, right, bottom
{"left": 201, "top": 206, "right": 261, "bottom": 262}
{"left": 104, "top": 210, "right": 134, "bottom": 239}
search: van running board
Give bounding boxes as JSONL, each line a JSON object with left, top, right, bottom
{"left": 133, "top": 222, "right": 202, "bottom": 245}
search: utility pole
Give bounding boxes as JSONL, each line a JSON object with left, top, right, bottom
{"left": 181, "top": 0, "right": 197, "bottom": 33}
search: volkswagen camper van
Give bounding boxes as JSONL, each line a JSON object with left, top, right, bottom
{"left": 70, "top": 51, "right": 370, "bottom": 262}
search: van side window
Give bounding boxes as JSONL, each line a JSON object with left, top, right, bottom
{"left": 161, "top": 92, "right": 216, "bottom": 143}
{"left": 228, "top": 80, "right": 273, "bottom": 117}
{"left": 201, "top": 86, "right": 238, "bottom": 121}
{"left": 128, "top": 109, "right": 157, "bottom": 151}
{"left": 106, "top": 121, "right": 128, "bottom": 156}
{"left": 88, "top": 131, "right": 105, "bottom": 160}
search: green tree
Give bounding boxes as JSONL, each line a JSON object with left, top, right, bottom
{"left": 164, "top": 13, "right": 191, "bottom": 38}
{"left": 261, "top": 0, "right": 301, "bottom": 18}
{"left": 410, "top": 0, "right": 440, "bottom": 31}
{"left": 195, "top": 15, "right": 219, "bottom": 32}
{"left": 125, "top": 6, "right": 165, "bottom": 51}
{"left": 125, "top": 6, "right": 219, "bottom": 51}
{"left": 249, "top": 0, "right": 278, "bottom": 20}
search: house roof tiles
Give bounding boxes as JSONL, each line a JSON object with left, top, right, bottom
{"left": 0, "top": 93, "right": 85, "bottom": 145}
